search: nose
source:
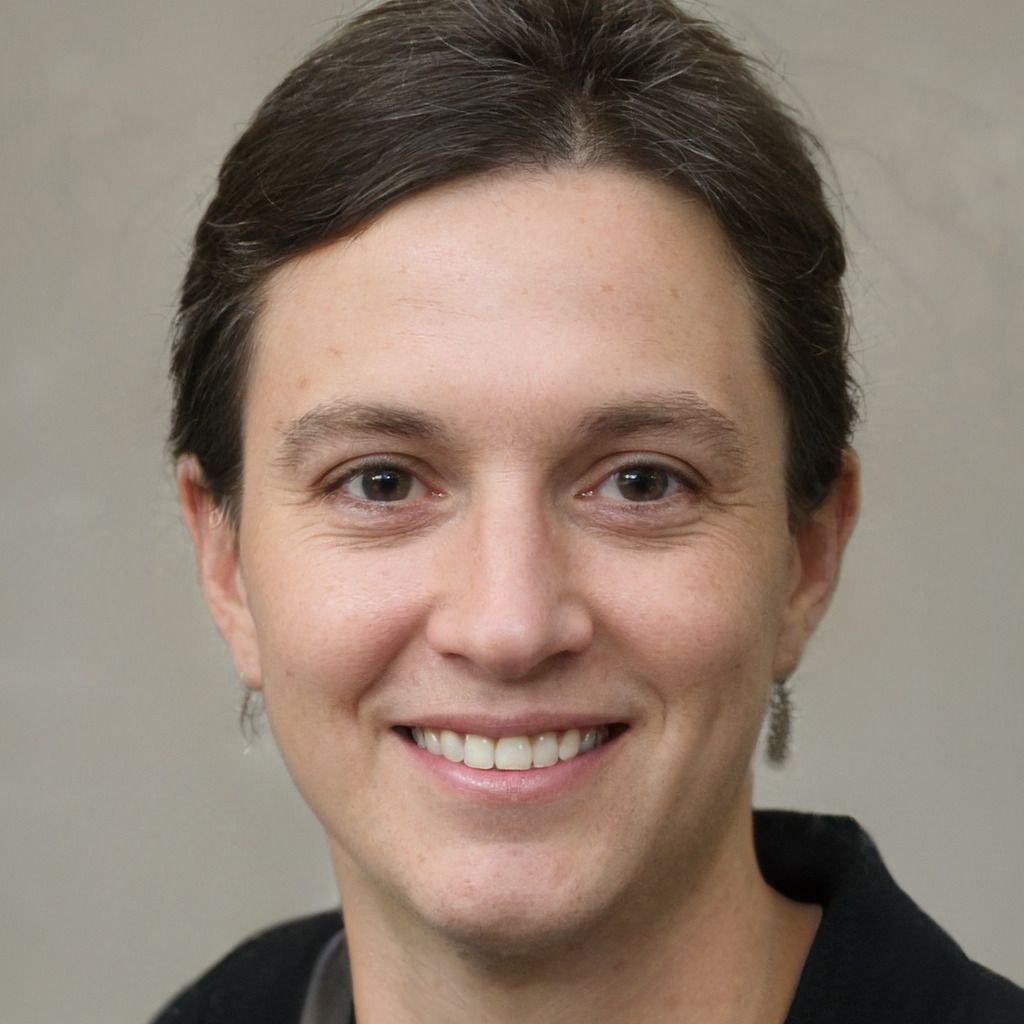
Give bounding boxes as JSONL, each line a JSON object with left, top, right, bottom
{"left": 425, "top": 490, "right": 594, "bottom": 681}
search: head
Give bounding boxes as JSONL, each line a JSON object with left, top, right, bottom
{"left": 170, "top": 0, "right": 857, "bottom": 528}
{"left": 173, "top": 0, "right": 859, "bottom": 958}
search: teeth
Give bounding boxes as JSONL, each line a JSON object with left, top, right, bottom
{"left": 410, "top": 725, "right": 613, "bottom": 771}
{"left": 558, "top": 728, "right": 581, "bottom": 761}
{"left": 495, "top": 736, "right": 533, "bottom": 770}
{"left": 464, "top": 734, "right": 495, "bottom": 769}
{"left": 441, "top": 729, "right": 464, "bottom": 763}
{"left": 532, "top": 732, "right": 559, "bottom": 768}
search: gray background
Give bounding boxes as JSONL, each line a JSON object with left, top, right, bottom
{"left": 2, "top": 1, "right": 1021, "bottom": 1021}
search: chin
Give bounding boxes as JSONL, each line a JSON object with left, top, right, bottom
{"left": 391, "top": 845, "right": 625, "bottom": 959}
{"left": 424, "top": 890, "right": 608, "bottom": 962}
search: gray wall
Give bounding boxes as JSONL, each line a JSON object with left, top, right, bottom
{"left": 2, "top": 2, "right": 1021, "bottom": 1021}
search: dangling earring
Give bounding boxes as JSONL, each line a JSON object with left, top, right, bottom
{"left": 766, "top": 678, "right": 792, "bottom": 765}
{"left": 239, "top": 683, "right": 265, "bottom": 745}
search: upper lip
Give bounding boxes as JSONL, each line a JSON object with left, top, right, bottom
{"left": 395, "top": 713, "right": 626, "bottom": 737}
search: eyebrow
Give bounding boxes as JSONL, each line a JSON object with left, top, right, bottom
{"left": 576, "top": 391, "right": 751, "bottom": 468}
{"left": 273, "top": 390, "right": 750, "bottom": 472}
{"left": 274, "top": 400, "right": 456, "bottom": 471}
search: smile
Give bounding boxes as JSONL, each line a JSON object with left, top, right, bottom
{"left": 408, "top": 726, "right": 613, "bottom": 771}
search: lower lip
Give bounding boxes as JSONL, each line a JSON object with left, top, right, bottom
{"left": 398, "top": 730, "right": 623, "bottom": 805}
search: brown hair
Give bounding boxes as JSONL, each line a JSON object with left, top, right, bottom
{"left": 170, "top": 0, "right": 857, "bottom": 523}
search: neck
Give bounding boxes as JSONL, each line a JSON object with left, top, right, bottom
{"left": 332, "top": 803, "right": 819, "bottom": 1024}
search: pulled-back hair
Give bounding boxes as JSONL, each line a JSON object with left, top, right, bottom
{"left": 170, "top": 0, "right": 857, "bottom": 522}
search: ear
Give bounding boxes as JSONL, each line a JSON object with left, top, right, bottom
{"left": 773, "top": 449, "right": 860, "bottom": 681}
{"left": 177, "top": 456, "right": 262, "bottom": 688}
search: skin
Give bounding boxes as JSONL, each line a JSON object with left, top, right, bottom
{"left": 180, "top": 167, "right": 858, "bottom": 1023}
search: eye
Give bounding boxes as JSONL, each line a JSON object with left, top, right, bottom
{"left": 592, "top": 463, "right": 691, "bottom": 503}
{"left": 338, "top": 463, "right": 427, "bottom": 503}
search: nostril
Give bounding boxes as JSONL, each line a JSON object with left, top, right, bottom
{"left": 423, "top": 572, "right": 593, "bottom": 681}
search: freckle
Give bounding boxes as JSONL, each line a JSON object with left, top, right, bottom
{"left": 327, "top": 345, "right": 342, "bottom": 357}
{"left": 669, "top": 287, "right": 680, "bottom": 300}
{"left": 601, "top": 282, "right": 614, "bottom": 294}
{"left": 295, "top": 376, "right": 309, "bottom": 391}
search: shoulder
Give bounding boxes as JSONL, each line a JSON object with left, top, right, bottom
{"left": 755, "top": 811, "right": 1024, "bottom": 1023}
{"left": 149, "top": 910, "right": 343, "bottom": 1024}
{"left": 953, "top": 963, "right": 1024, "bottom": 1022}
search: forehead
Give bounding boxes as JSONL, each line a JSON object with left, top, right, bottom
{"left": 248, "top": 167, "right": 780, "bottom": 458}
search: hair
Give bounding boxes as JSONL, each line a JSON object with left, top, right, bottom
{"left": 169, "top": 0, "right": 858, "bottom": 525}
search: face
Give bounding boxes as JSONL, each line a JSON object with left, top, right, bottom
{"left": 184, "top": 167, "right": 852, "bottom": 952}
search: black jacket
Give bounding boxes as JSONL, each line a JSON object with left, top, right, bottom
{"left": 151, "top": 811, "right": 1024, "bottom": 1023}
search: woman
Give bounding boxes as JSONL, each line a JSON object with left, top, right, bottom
{"left": 154, "top": 1, "right": 1024, "bottom": 1021}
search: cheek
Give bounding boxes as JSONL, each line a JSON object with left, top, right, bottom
{"left": 592, "top": 540, "right": 790, "bottom": 698}
{"left": 244, "top": 540, "right": 433, "bottom": 711}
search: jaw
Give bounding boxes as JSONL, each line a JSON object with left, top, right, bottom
{"left": 325, "top": 727, "right": 760, "bottom": 967}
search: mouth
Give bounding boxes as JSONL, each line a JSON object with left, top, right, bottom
{"left": 400, "top": 724, "right": 626, "bottom": 771}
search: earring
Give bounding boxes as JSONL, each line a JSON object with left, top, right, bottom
{"left": 766, "top": 678, "right": 792, "bottom": 765}
{"left": 239, "top": 684, "right": 265, "bottom": 744}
